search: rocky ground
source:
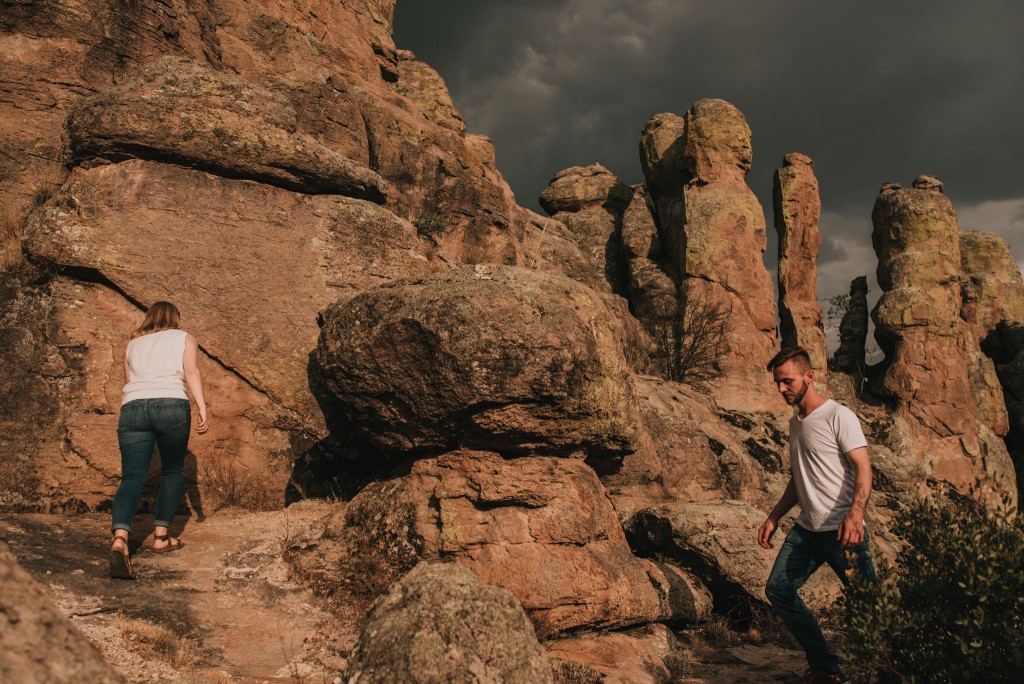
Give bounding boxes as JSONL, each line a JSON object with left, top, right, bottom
{"left": 2, "top": 505, "right": 819, "bottom": 683}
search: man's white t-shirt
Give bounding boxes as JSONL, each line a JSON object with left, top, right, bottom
{"left": 789, "top": 399, "right": 868, "bottom": 532}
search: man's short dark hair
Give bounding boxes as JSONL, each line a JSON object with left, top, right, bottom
{"left": 767, "top": 347, "right": 812, "bottom": 372}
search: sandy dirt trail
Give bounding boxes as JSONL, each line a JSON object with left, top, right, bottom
{"left": 1, "top": 502, "right": 352, "bottom": 683}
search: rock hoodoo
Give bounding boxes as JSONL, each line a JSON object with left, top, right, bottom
{"left": 871, "top": 177, "right": 1012, "bottom": 488}
{"left": 961, "top": 230, "right": 1024, "bottom": 495}
{"left": 640, "top": 99, "right": 780, "bottom": 411}
{"left": 620, "top": 185, "right": 678, "bottom": 325}
{"left": 960, "top": 230, "right": 1024, "bottom": 337}
{"left": 315, "top": 264, "right": 641, "bottom": 461}
{"left": 539, "top": 163, "right": 632, "bottom": 295}
{"left": 774, "top": 152, "right": 827, "bottom": 377}
{"left": 831, "top": 276, "right": 869, "bottom": 376}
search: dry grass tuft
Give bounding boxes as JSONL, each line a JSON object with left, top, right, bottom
{"left": 1, "top": 206, "right": 25, "bottom": 270}
{"left": 1, "top": 165, "right": 65, "bottom": 270}
{"left": 664, "top": 648, "right": 695, "bottom": 682}
{"left": 696, "top": 613, "right": 744, "bottom": 648}
{"left": 550, "top": 658, "right": 603, "bottom": 684}
{"left": 113, "top": 613, "right": 200, "bottom": 670}
{"left": 744, "top": 602, "right": 799, "bottom": 649}
{"left": 200, "top": 455, "right": 281, "bottom": 512}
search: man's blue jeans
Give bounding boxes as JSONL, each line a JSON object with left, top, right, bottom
{"left": 765, "top": 523, "right": 876, "bottom": 673}
{"left": 111, "top": 398, "right": 191, "bottom": 533}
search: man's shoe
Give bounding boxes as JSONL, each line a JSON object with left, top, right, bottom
{"left": 785, "top": 669, "right": 847, "bottom": 684}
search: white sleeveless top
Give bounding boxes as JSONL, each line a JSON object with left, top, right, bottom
{"left": 121, "top": 329, "right": 190, "bottom": 405}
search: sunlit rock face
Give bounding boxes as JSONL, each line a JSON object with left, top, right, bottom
{"left": 775, "top": 152, "right": 827, "bottom": 381}
{"left": 641, "top": 99, "right": 782, "bottom": 413}
{"left": 871, "top": 176, "right": 1013, "bottom": 492}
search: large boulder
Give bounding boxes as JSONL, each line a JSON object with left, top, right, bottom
{"left": 296, "top": 450, "right": 711, "bottom": 636}
{"left": 1, "top": 541, "right": 122, "bottom": 683}
{"left": 774, "top": 152, "right": 826, "bottom": 378}
{"left": 871, "top": 177, "right": 1013, "bottom": 491}
{"left": 640, "top": 100, "right": 780, "bottom": 411}
{"left": 344, "top": 562, "right": 553, "bottom": 684}
{"left": 65, "top": 57, "right": 388, "bottom": 201}
{"left": 625, "top": 501, "right": 840, "bottom": 614}
{"left": 316, "top": 265, "right": 642, "bottom": 461}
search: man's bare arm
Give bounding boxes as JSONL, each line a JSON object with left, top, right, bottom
{"left": 837, "top": 446, "right": 871, "bottom": 548}
{"left": 758, "top": 477, "right": 799, "bottom": 549}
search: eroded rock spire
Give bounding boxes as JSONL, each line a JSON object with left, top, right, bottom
{"left": 774, "top": 152, "right": 826, "bottom": 379}
{"left": 871, "top": 176, "right": 1012, "bottom": 489}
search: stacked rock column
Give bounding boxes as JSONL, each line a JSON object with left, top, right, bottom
{"left": 640, "top": 99, "right": 780, "bottom": 412}
{"left": 871, "top": 176, "right": 1013, "bottom": 490}
{"left": 774, "top": 152, "right": 827, "bottom": 382}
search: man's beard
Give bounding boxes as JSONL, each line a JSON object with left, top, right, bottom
{"left": 786, "top": 380, "right": 809, "bottom": 406}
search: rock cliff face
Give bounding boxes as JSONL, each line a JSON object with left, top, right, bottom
{"left": 871, "top": 177, "right": 1012, "bottom": 489}
{"left": 774, "top": 153, "right": 827, "bottom": 379}
{"left": 2, "top": 0, "right": 598, "bottom": 513}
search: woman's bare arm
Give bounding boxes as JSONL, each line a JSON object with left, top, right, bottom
{"left": 183, "top": 334, "right": 208, "bottom": 433}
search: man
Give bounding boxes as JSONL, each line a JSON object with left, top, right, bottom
{"left": 758, "top": 348, "right": 876, "bottom": 684}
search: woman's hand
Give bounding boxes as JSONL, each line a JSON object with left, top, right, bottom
{"left": 195, "top": 407, "right": 209, "bottom": 434}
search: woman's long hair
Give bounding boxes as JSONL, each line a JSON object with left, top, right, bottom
{"left": 130, "top": 301, "right": 181, "bottom": 339}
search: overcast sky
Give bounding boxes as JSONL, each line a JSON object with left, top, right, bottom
{"left": 393, "top": 1, "right": 1024, "bottom": 306}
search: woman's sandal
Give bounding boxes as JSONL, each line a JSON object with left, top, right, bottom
{"left": 150, "top": 533, "right": 184, "bottom": 554}
{"left": 109, "top": 537, "right": 136, "bottom": 580}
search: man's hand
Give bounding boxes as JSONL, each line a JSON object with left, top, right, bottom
{"left": 837, "top": 511, "right": 864, "bottom": 548}
{"left": 758, "top": 517, "right": 778, "bottom": 549}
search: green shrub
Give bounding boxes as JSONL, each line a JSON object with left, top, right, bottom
{"left": 413, "top": 211, "right": 450, "bottom": 239}
{"left": 840, "top": 486, "right": 1024, "bottom": 683}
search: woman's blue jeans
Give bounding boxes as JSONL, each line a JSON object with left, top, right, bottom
{"left": 111, "top": 398, "right": 191, "bottom": 533}
{"left": 765, "top": 523, "right": 876, "bottom": 673}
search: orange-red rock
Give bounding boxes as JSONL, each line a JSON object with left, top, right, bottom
{"left": 640, "top": 100, "right": 781, "bottom": 412}
{"left": 871, "top": 177, "right": 1012, "bottom": 491}
{"left": 316, "top": 265, "right": 641, "bottom": 461}
{"left": 305, "top": 450, "right": 711, "bottom": 636}
{"left": 1, "top": 541, "right": 121, "bottom": 683}
{"left": 774, "top": 153, "right": 826, "bottom": 378}
{"left": 539, "top": 164, "right": 632, "bottom": 294}
{"left": 24, "top": 160, "right": 435, "bottom": 434}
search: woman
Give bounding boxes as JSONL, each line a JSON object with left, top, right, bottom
{"left": 109, "top": 301, "right": 208, "bottom": 579}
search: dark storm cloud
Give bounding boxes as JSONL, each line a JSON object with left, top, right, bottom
{"left": 394, "top": 1, "right": 1024, "bottom": 297}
